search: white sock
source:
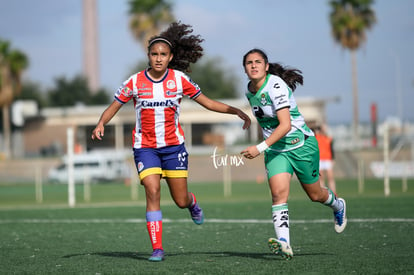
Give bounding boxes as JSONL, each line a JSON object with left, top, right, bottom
{"left": 323, "top": 188, "right": 342, "bottom": 212}
{"left": 272, "top": 203, "right": 290, "bottom": 245}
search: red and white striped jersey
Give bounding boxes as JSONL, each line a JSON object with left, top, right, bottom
{"left": 115, "top": 68, "right": 201, "bottom": 149}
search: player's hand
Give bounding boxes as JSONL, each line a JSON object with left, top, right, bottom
{"left": 237, "top": 110, "right": 251, "bottom": 130}
{"left": 91, "top": 125, "right": 104, "bottom": 140}
{"left": 241, "top": 145, "right": 260, "bottom": 159}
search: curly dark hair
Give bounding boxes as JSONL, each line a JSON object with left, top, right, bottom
{"left": 242, "top": 48, "right": 303, "bottom": 91}
{"left": 148, "top": 22, "right": 204, "bottom": 72}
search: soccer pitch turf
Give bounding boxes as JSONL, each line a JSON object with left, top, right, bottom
{"left": 0, "top": 179, "right": 413, "bottom": 274}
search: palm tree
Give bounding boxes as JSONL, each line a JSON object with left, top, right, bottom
{"left": 128, "top": 0, "right": 175, "bottom": 49}
{"left": 329, "top": 0, "right": 376, "bottom": 144}
{"left": 0, "top": 39, "right": 28, "bottom": 158}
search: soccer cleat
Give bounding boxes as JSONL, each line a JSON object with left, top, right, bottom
{"left": 189, "top": 202, "right": 204, "bottom": 225}
{"left": 334, "top": 198, "right": 347, "bottom": 233}
{"left": 148, "top": 249, "right": 164, "bottom": 262}
{"left": 268, "top": 238, "right": 293, "bottom": 260}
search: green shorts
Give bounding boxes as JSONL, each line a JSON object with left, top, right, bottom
{"left": 264, "top": 136, "right": 320, "bottom": 184}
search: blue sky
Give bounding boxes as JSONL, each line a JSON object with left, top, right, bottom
{"left": 0, "top": 0, "right": 413, "bottom": 124}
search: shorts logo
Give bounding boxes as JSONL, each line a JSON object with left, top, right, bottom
{"left": 178, "top": 152, "right": 187, "bottom": 167}
{"left": 290, "top": 138, "right": 300, "bottom": 145}
{"left": 137, "top": 161, "right": 144, "bottom": 172}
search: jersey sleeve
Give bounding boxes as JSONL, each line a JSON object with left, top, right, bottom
{"left": 181, "top": 73, "right": 202, "bottom": 99}
{"left": 269, "top": 76, "right": 290, "bottom": 111}
{"left": 114, "top": 75, "right": 135, "bottom": 104}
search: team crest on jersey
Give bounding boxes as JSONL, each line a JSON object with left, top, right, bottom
{"left": 260, "top": 94, "right": 267, "bottom": 105}
{"left": 166, "top": 80, "right": 176, "bottom": 89}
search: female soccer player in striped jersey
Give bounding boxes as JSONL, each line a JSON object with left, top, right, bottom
{"left": 91, "top": 22, "right": 251, "bottom": 262}
{"left": 240, "top": 48, "right": 347, "bottom": 260}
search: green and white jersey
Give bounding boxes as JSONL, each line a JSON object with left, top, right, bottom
{"left": 246, "top": 74, "right": 314, "bottom": 152}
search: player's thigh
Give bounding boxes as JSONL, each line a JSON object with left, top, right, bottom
{"left": 265, "top": 152, "right": 293, "bottom": 203}
{"left": 161, "top": 144, "right": 189, "bottom": 178}
{"left": 141, "top": 174, "right": 162, "bottom": 210}
{"left": 268, "top": 172, "right": 292, "bottom": 204}
{"left": 290, "top": 137, "right": 320, "bottom": 184}
{"left": 161, "top": 144, "right": 190, "bottom": 208}
{"left": 133, "top": 148, "right": 162, "bottom": 181}
{"left": 265, "top": 151, "right": 294, "bottom": 180}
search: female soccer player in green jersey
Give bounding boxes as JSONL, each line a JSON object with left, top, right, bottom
{"left": 240, "top": 48, "right": 347, "bottom": 260}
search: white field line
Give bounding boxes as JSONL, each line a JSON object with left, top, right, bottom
{"left": 0, "top": 218, "right": 413, "bottom": 224}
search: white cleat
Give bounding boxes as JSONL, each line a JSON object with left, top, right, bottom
{"left": 268, "top": 238, "right": 293, "bottom": 260}
{"left": 334, "top": 198, "right": 347, "bottom": 233}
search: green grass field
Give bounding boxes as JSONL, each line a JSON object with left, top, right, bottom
{"left": 1, "top": 179, "right": 414, "bottom": 274}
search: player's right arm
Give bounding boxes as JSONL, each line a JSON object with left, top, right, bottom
{"left": 193, "top": 94, "right": 251, "bottom": 130}
{"left": 92, "top": 76, "right": 135, "bottom": 141}
{"left": 91, "top": 100, "right": 123, "bottom": 140}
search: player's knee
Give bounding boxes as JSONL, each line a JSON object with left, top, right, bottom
{"left": 144, "top": 185, "right": 161, "bottom": 201}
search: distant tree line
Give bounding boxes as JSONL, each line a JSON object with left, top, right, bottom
{"left": 16, "top": 76, "right": 111, "bottom": 109}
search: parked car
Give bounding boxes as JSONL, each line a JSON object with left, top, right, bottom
{"left": 48, "top": 150, "right": 132, "bottom": 183}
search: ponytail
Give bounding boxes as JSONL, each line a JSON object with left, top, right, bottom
{"left": 268, "top": 63, "right": 303, "bottom": 91}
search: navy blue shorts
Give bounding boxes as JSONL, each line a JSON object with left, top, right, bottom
{"left": 133, "top": 144, "right": 188, "bottom": 180}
